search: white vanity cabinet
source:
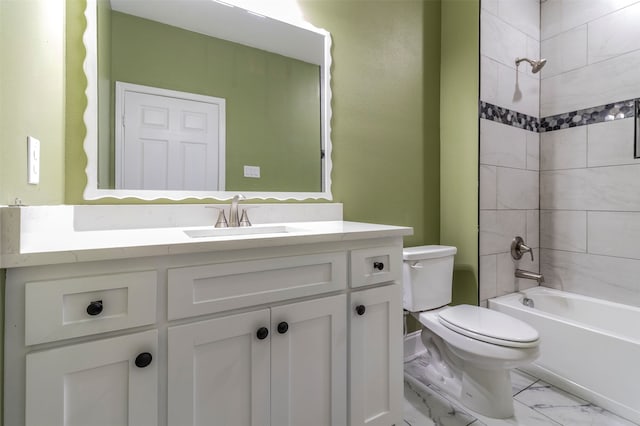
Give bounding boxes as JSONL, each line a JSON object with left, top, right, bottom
{"left": 3, "top": 228, "right": 408, "bottom": 426}
{"left": 168, "top": 294, "right": 347, "bottom": 426}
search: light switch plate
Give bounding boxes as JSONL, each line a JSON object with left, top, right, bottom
{"left": 243, "top": 165, "right": 260, "bottom": 178}
{"left": 27, "top": 136, "right": 40, "bottom": 185}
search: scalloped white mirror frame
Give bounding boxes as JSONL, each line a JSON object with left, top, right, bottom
{"left": 82, "top": 0, "right": 332, "bottom": 201}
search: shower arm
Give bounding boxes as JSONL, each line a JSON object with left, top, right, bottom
{"left": 515, "top": 57, "right": 547, "bottom": 73}
{"left": 515, "top": 57, "right": 535, "bottom": 67}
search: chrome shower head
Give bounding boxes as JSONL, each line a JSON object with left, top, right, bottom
{"left": 531, "top": 58, "right": 547, "bottom": 73}
{"left": 515, "top": 57, "right": 547, "bottom": 74}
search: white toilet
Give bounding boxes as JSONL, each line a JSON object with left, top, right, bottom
{"left": 403, "top": 245, "right": 540, "bottom": 419}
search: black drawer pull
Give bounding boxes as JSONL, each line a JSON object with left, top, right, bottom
{"left": 373, "top": 262, "right": 384, "bottom": 271}
{"left": 257, "top": 327, "right": 269, "bottom": 340}
{"left": 134, "top": 352, "right": 152, "bottom": 368}
{"left": 277, "top": 322, "right": 289, "bottom": 334}
{"left": 356, "top": 305, "right": 366, "bottom": 316}
{"left": 86, "top": 300, "right": 103, "bottom": 316}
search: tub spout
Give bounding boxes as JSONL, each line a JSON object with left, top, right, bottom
{"left": 515, "top": 269, "right": 545, "bottom": 284}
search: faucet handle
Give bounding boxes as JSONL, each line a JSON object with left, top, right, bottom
{"left": 511, "top": 236, "right": 534, "bottom": 261}
{"left": 215, "top": 209, "right": 229, "bottom": 228}
{"left": 239, "top": 206, "right": 259, "bottom": 227}
{"left": 239, "top": 209, "right": 251, "bottom": 227}
{"left": 206, "top": 206, "right": 228, "bottom": 228}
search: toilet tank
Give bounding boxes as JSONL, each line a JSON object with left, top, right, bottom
{"left": 403, "top": 245, "right": 457, "bottom": 312}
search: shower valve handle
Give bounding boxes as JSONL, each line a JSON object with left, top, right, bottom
{"left": 511, "top": 236, "right": 534, "bottom": 261}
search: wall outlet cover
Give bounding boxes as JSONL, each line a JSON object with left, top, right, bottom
{"left": 243, "top": 165, "right": 260, "bottom": 178}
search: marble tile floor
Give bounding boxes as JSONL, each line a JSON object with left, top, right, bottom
{"left": 404, "top": 353, "right": 639, "bottom": 426}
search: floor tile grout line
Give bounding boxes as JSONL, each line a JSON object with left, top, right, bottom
{"left": 405, "top": 376, "right": 479, "bottom": 424}
{"left": 525, "top": 403, "right": 568, "bottom": 426}
{"left": 512, "top": 378, "right": 541, "bottom": 398}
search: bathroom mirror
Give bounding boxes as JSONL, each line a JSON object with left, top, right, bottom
{"left": 83, "top": 0, "right": 332, "bottom": 200}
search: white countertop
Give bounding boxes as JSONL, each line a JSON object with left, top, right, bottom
{"left": 1, "top": 211, "right": 412, "bottom": 268}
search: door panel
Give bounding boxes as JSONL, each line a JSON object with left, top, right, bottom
{"left": 271, "top": 294, "right": 347, "bottom": 426}
{"left": 25, "top": 330, "right": 158, "bottom": 426}
{"left": 168, "top": 309, "right": 270, "bottom": 426}
{"left": 350, "top": 285, "right": 403, "bottom": 426}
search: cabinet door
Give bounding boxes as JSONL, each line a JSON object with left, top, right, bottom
{"left": 270, "top": 294, "right": 347, "bottom": 426}
{"left": 168, "top": 309, "right": 271, "bottom": 426}
{"left": 25, "top": 330, "right": 158, "bottom": 426}
{"left": 350, "top": 285, "right": 403, "bottom": 426}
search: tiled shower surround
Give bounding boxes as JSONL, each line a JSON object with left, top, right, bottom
{"left": 479, "top": 0, "right": 640, "bottom": 308}
{"left": 539, "top": 0, "right": 640, "bottom": 308}
{"left": 479, "top": 0, "right": 540, "bottom": 306}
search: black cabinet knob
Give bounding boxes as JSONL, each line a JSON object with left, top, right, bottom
{"left": 373, "top": 262, "right": 384, "bottom": 271}
{"left": 277, "top": 322, "right": 289, "bottom": 334}
{"left": 355, "top": 305, "right": 366, "bottom": 316}
{"left": 256, "top": 327, "right": 269, "bottom": 340}
{"left": 134, "top": 352, "right": 152, "bottom": 368}
{"left": 86, "top": 300, "right": 103, "bottom": 316}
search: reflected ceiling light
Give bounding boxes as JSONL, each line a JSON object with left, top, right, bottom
{"left": 247, "top": 10, "right": 266, "bottom": 18}
{"left": 220, "top": 0, "right": 303, "bottom": 22}
{"left": 212, "top": 0, "right": 234, "bottom": 7}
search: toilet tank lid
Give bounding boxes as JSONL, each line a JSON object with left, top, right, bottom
{"left": 403, "top": 245, "right": 457, "bottom": 260}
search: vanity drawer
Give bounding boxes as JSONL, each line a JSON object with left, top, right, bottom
{"left": 25, "top": 271, "right": 157, "bottom": 345}
{"left": 350, "top": 246, "right": 402, "bottom": 288}
{"left": 168, "top": 252, "right": 347, "bottom": 320}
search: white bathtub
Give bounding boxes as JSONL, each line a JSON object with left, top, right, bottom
{"left": 489, "top": 287, "right": 640, "bottom": 424}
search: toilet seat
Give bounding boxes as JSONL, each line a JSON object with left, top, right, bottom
{"left": 438, "top": 305, "right": 539, "bottom": 348}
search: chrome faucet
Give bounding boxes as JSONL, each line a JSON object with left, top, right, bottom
{"left": 515, "top": 269, "right": 545, "bottom": 284}
{"left": 207, "top": 194, "right": 250, "bottom": 228}
{"left": 228, "top": 194, "right": 246, "bottom": 227}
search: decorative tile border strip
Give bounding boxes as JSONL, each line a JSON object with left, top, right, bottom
{"left": 479, "top": 101, "right": 538, "bottom": 132}
{"left": 479, "top": 99, "right": 637, "bottom": 133}
{"left": 539, "top": 99, "right": 635, "bottom": 132}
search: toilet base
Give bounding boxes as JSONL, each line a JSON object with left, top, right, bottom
{"left": 460, "top": 365, "right": 514, "bottom": 418}
{"left": 416, "top": 328, "right": 515, "bottom": 419}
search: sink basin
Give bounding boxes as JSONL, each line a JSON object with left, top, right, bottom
{"left": 184, "top": 225, "right": 294, "bottom": 238}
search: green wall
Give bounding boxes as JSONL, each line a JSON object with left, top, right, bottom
{"left": 423, "top": 0, "right": 443, "bottom": 247}
{"left": 300, "top": 0, "right": 440, "bottom": 247}
{"left": 103, "top": 11, "right": 321, "bottom": 192}
{"left": 0, "top": 0, "right": 66, "bottom": 206}
{"left": 440, "top": 0, "right": 479, "bottom": 305}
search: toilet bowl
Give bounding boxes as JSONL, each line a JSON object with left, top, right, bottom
{"left": 403, "top": 246, "right": 540, "bottom": 419}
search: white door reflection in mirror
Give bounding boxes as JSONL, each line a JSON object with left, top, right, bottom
{"left": 115, "top": 82, "right": 225, "bottom": 191}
